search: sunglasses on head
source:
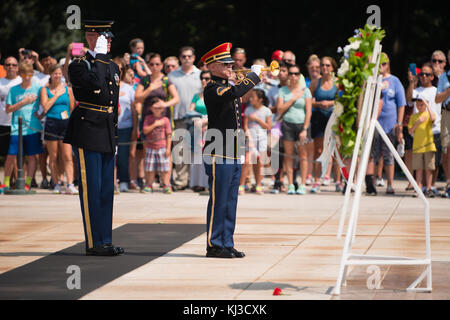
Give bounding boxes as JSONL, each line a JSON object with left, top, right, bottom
{"left": 432, "top": 59, "right": 444, "bottom": 64}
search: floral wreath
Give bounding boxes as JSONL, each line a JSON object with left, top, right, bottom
{"left": 333, "top": 24, "right": 386, "bottom": 158}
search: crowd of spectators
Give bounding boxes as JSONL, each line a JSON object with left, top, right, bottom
{"left": 0, "top": 42, "right": 449, "bottom": 198}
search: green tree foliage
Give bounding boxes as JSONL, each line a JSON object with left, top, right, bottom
{"left": 0, "top": 0, "right": 448, "bottom": 87}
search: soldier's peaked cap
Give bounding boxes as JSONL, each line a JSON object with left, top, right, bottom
{"left": 201, "top": 43, "right": 234, "bottom": 65}
{"left": 83, "top": 20, "right": 115, "bottom": 38}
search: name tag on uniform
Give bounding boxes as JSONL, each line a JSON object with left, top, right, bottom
{"left": 240, "top": 155, "right": 245, "bottom": 164}
{"left": 61, "top": 110, "right": 69, "bottom": 120}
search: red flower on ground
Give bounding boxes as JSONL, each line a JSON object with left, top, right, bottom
{"left": 355, "top": 52, "right": 363, "bottom": 58}
{"left": 273, "top": 287, "right": 283, "bottom": 296}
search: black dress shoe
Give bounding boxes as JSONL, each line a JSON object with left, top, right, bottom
{"left": 206, "top": 246, "right": 233, "bottom": 258}
{"left": 86, "top": 244, "right": 124, "bottom": 256}
{"left": 227, "top": 247, "right": 246, "bottom": 258}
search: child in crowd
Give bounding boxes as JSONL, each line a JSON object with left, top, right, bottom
{"left": 408, "top": 94, "right": 437, "bottom": 197}
{"left": 142, "top": 97, "right": 172, "bottom": 194}
{"left": 240, "top": 89, "right": 272, "bottom": 195}
{"left": 129, "top": 38, "right": 150, "bottom": 84}
{"left": 1, "top": 62, "right": 43, "bottom": 192}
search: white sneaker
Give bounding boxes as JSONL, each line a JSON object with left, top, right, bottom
{"left": 376, "top": 178, "right": 385, "bottom": 187}
{"left": 305, "top": 174, "right": 313, "bottom": 186}
{"left": 65, "top": 184, "right": 79, "bottom": 195}
{"left": 119, "top": 182, "right": 129, "bottom": 192}
{"left": 53, "top": 184, "right": 62, "bottom": 194}
{"left": 322, "top": 176, "right": 331, "bottom": 186}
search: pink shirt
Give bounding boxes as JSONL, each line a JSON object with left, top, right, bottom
{"left": 143, "top": 114, "right": 172, "bottom": 150}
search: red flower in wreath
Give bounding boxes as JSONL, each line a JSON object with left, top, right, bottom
{"left": 355, "top": 51, "right": 364, "bottom": 58}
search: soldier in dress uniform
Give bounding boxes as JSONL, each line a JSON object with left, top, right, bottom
{"left": 200, "top": 43, "right": 263, "bottom": 258}
{"left": 63, "top": 20, "right": 124, "bottom": 256}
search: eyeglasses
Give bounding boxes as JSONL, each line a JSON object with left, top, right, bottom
{"left": 181, "top": 54, "right": 192, "bottom": 59}
{"left": 5, "top": 63, "right": 18, "bottom": 67}
{"left": 321, "top": 63, "right": 331, "bottom": 67}
{"left": 432, "top": 59, "right": 445, "bottom": 64}
{"left": 419, "top": 73, "right": 432, "bottom": 77}
{"left": 288, "top": 72, "right": 300, "bottom": 76}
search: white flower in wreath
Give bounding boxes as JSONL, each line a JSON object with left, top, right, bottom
{"left": 337, "top": 59, "right": 350, "bottom": 77}
{"left": 343, "top": 40, "right": 361, "bottom": 55}
{"left": 334, "top": 102, "right": 344, "bottom": 116}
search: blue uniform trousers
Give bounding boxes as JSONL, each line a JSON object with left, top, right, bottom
{"left": 203, "top": 155, "right": 242, "bottom": 249}
{"left": 117, "top": 127, "right": 132, "bottom": 184}
{"left": 73, "top": 148, "right": 115, "bottom": 250}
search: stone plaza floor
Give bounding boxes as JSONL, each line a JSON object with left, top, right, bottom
{"left": 0, "top": 179, "right": 449, "bottom": 300}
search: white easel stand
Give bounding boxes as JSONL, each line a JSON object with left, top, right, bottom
{"left": 333, "top": 41, "right": 432, "bottom": 295}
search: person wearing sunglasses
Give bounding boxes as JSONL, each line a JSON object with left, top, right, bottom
{"left": 407, "top": 62, "right": 442, "bottom": 196}
{"left": 168, "top": 46, "right": 202, "bottom": 191}
{"left": 431, "top": 50, "right": 447, "bottom": 81}
{"left": 309, "top": 56, "right": 342, "bottom": 193}
{"left": 435, "top": 49, "right": 450, "bottom": 198}
{"left": 163, "top": 56, "right": 180, "bottom": 76}
{"left": 277, "top": 64, "right": 312, "bottom": 195}
{"left": 0, "top": 57, "right": 22, "bottom": 191}
{"left": 367, "top": 52, "right": 406, "bottom": 195}
{"left": 1, "top": 62, "right": 43, "bottom": 193}
{"left": 136, "top": 53, "right": 180, "bottom": 191}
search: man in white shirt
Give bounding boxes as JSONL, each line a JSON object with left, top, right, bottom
{"left": 168, "top": 46, "right": 202, "bottom": 190}
{"left": 0, "top": 56, "right": 21, "bottom": 188}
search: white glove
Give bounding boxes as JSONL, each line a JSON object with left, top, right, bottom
{"left": 250, "top": 64, "right": 263, "bottom": 76}
{"left": 94, "top": 35, "right": 108, "bottom": 55}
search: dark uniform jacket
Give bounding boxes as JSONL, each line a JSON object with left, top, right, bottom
{"left": 203, "top": 72, "right": 260, "bottom": 160}
{"left": 64, "top": 52, "right": 120, "bottom": 154}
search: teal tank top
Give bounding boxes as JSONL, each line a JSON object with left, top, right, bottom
{"left": 314, "top": 78, "right": 337, "bottom": 117}
{"left": 45, "top": 86, "right": 70, "bottom": 119}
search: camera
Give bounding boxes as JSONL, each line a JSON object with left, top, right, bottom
{"left": 21, "top": 49, "right": 31, "bottom": 56}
